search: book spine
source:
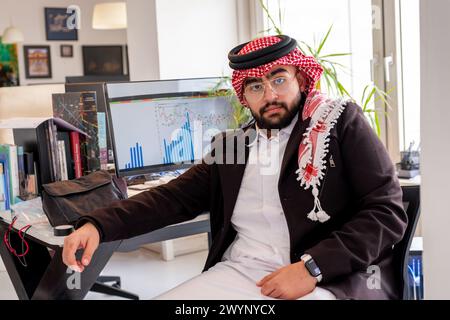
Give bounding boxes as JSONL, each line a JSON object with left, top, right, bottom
{"left": 0, "top": 157, "right": 11, "bottom": 210}
{"left": 17, "top": 146, "right": 26, "bottom": 199}
{"left": 0, "top": 145, "right": 16, "bottom": 206}
{"left": 70, "top": 131, "right": 82, "bottom": 178}
{"left": 97, "top": 112, "right": 108, "bottom": 170}
{"left": 44, "top": 121, "right": 55, "bottom": 181}
{"left": 58, "top": 140, "right": 68, "bottom": 181}
{"left": 23, "top": 151, "right": 37, "bottom": 196}
{"left": 52, "top": 122, "right": 61, "bottom": 181}
{"left": 57, "top": 131, "right": 75, "bottom": 180}
{"left": 8, "top": 145, "right": 19, "bottom": 204}
{"left": 0, "top": 163, "right": 5, "bottom": 211}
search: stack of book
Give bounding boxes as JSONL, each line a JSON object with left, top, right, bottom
{"left": 0, "top": 117, "right": 88, "bottom": 207}
{"left": 0, "top": 144, "right": 37, "bottom": 210}
{"left": 52, "top": 91, "right": 108, "bottom": 173}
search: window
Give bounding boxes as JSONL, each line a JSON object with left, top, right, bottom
{"left": 397, "top": 0, "right": 420, "bottom": 152}
{"left": 264, "top": 0, "right": 374, "bottom": 108}
{"left": 261, "top": 0, "right": 421, "bottom": 162}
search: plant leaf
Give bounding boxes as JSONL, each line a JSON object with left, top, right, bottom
{"left": 363, "top": 87, "right": 376, "bottom": 111}
{"left": 320, "top": 53, "right": 352, "bottom": 58}
{"left": 317, "top": 24, "right": 333, "bottom": 56}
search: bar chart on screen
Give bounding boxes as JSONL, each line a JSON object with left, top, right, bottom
{"left": 125, "top": 142, "right": 144, "bottom": 169}
{"left": 162, "top": 112, "right": 195, "bottom": 164}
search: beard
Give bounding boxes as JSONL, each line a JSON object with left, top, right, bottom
{"left": 250, "top": 92, "right": 304, "bottom": 130}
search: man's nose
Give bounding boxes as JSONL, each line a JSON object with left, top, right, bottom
{"left": 263, "top": 83, "right": 278, "bottom": 101}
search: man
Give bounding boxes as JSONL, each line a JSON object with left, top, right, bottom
{"left": 62, "top": 35, "right": 407, "bottom": 300}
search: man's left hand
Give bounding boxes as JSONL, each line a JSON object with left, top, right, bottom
{"left": 257, "top": 261, "right": 317, "bottom": 299}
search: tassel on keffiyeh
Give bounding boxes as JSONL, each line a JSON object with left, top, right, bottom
{"left": 296, "top": 90, "right": 347, "bottom": 223}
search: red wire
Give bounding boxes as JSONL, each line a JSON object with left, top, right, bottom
{"left": 2, "top": 216, "right": 31, "bottom": 258}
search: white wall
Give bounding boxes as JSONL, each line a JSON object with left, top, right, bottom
{"left": 0, "top": 0, "right": 127, "bottom": 85}
{"left": 155, "top": 0, "right": 238, "bottom": 79}
{"left": 0, "top": 84, "right": 64, "bottom": 143}
{"left": 125, "top": 0, "right": 241, "bottom": 81}
{"left": 2, "top": 0, "right": 244, "bottom": 84}
{"left": 126, "top": 0, "right": 160, "bottom": 81}
{"left": 420, "top": 0, "right": 450, "bottom": 300}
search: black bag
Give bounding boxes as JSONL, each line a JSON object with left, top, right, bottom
{"left": 41, "top": 170, "right": 128, "bottom": 227}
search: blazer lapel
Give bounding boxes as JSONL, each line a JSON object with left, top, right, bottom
{"left": 279, "top": 115, "right": 310, "bottom": 184}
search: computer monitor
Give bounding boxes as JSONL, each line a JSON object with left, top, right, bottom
{"left": 65, "top": 75, "right": 130, "bottom": 83}
{"left": 105, "top": 78, "right": 234, "bottom": 177}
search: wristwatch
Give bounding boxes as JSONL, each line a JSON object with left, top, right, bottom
{"left": 301, "top": 254, "right": 323, "bottom": 283}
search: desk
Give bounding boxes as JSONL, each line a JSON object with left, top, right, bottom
{"left": 118, "top": 213, "right": 211, "bottom": 252}
{"left": 0, "top": 210, "right": 121, "bottom": 300}
{"left": 0, "top": 209, "right": 211, "bottom": 300}
{"left": 126, "top": 184, "right": 211, "bottom": 260}
{"left": 410, "top": 236, "right": 423, "bottom": 254}
{"left": 399, "top": 175, "right": 421, "bottom": 186}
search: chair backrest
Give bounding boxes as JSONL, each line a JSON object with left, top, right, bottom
{"left": 394, "top": 185, "right": 421, "bottom": 299}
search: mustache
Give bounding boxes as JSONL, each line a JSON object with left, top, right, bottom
{"left": 260, "top": 101, "right": 288, "bottom": 115}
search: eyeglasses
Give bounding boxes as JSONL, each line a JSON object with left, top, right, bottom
{"left": 243, "top": 72, "right": 297, "bottom": 103}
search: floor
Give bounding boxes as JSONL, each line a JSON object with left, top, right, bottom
{"left": 0, "top": 248, "right": 209, "bottom": 300}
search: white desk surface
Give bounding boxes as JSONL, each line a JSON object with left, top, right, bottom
{"left": 0, "top": 210, "right": 65, "bottom": 247}
{"left": 410, "top": 236, "right": 423, "bottom": 252}
{"left": 0, "top": 186, "right": 210, "bottom": 248}
{"left": 399, "top": 175, "right": 421, "bottom": 186}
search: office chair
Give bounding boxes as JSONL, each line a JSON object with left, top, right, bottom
{"left": 393, "top": 185, "right": 421, "bottom": 300}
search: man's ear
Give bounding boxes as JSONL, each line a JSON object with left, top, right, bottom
{"left": 296, "top": 70, "right": 309, "bottom": 92}
{"left": 242, "top": 95, "right": 249, "bottom": 107}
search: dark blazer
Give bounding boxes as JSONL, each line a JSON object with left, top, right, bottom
{"left": 80, "top": 102, "right": 408, "bottom": 300}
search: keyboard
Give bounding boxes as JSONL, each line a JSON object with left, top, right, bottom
{"left": 125, "top": 169, "right": 187, "bottom": 187}
{"left": 126, "top": 170, "right": 186, "bottom": 196}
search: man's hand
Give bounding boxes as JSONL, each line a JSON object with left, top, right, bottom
{"left": 62, "top": 222, "right": 100, "bottom": 273}
{"left": 257, "top": 261, "right": 317, "bottom": 299}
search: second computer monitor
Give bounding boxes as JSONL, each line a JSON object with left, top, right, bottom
{"left": 105, "top": 78, "right": 234, "bottom": 177}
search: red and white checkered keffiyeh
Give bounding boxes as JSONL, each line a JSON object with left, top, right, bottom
{"left": 296, "top": 90, "right": 347, "bottom": 223}
{"left": 231, "top": 35, "right": 323, "bottom": 105}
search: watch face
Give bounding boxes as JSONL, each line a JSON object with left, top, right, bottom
{"left": 306, "top": 259, "right": 321, "bottom": 277}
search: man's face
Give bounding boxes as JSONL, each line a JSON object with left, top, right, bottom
{"left": 242, "top": 65, "right": 306, "bottom": 130}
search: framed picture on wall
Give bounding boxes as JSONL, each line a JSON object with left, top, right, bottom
{"left": 82, "top": 45, "right": 124, "bottom": 76}
{"left": 23, "top": 45, "right": 52, "bottom": 79}
{"left": 45, "top": 7, "right": 78, "bottom": 41}
{"left": 60, "top": 44, "right": 73, "bottom": 57}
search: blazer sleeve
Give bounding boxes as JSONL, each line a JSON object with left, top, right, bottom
{"left": 76, "top": 162, "right": 211, "bottom": 242}
{"left": 305, "top": 102, "right": 408, "bottom": 282}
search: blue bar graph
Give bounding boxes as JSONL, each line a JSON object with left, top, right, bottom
{"left": 163, "top": 112, "right": 194, "bottom": 164}
{"left": 125, "top": 142, "right": 144, "bottom": 169}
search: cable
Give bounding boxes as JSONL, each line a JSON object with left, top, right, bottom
{"left": 2, "top": 216, "right": 32, "bottom": 264}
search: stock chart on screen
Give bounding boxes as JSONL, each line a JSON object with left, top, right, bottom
{"left": 109, "top": 95, "right": 233, "bottom": 172}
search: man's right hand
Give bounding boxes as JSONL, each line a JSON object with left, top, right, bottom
{"left": 62, "top": 222, "right": 100, "bottom": 273}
